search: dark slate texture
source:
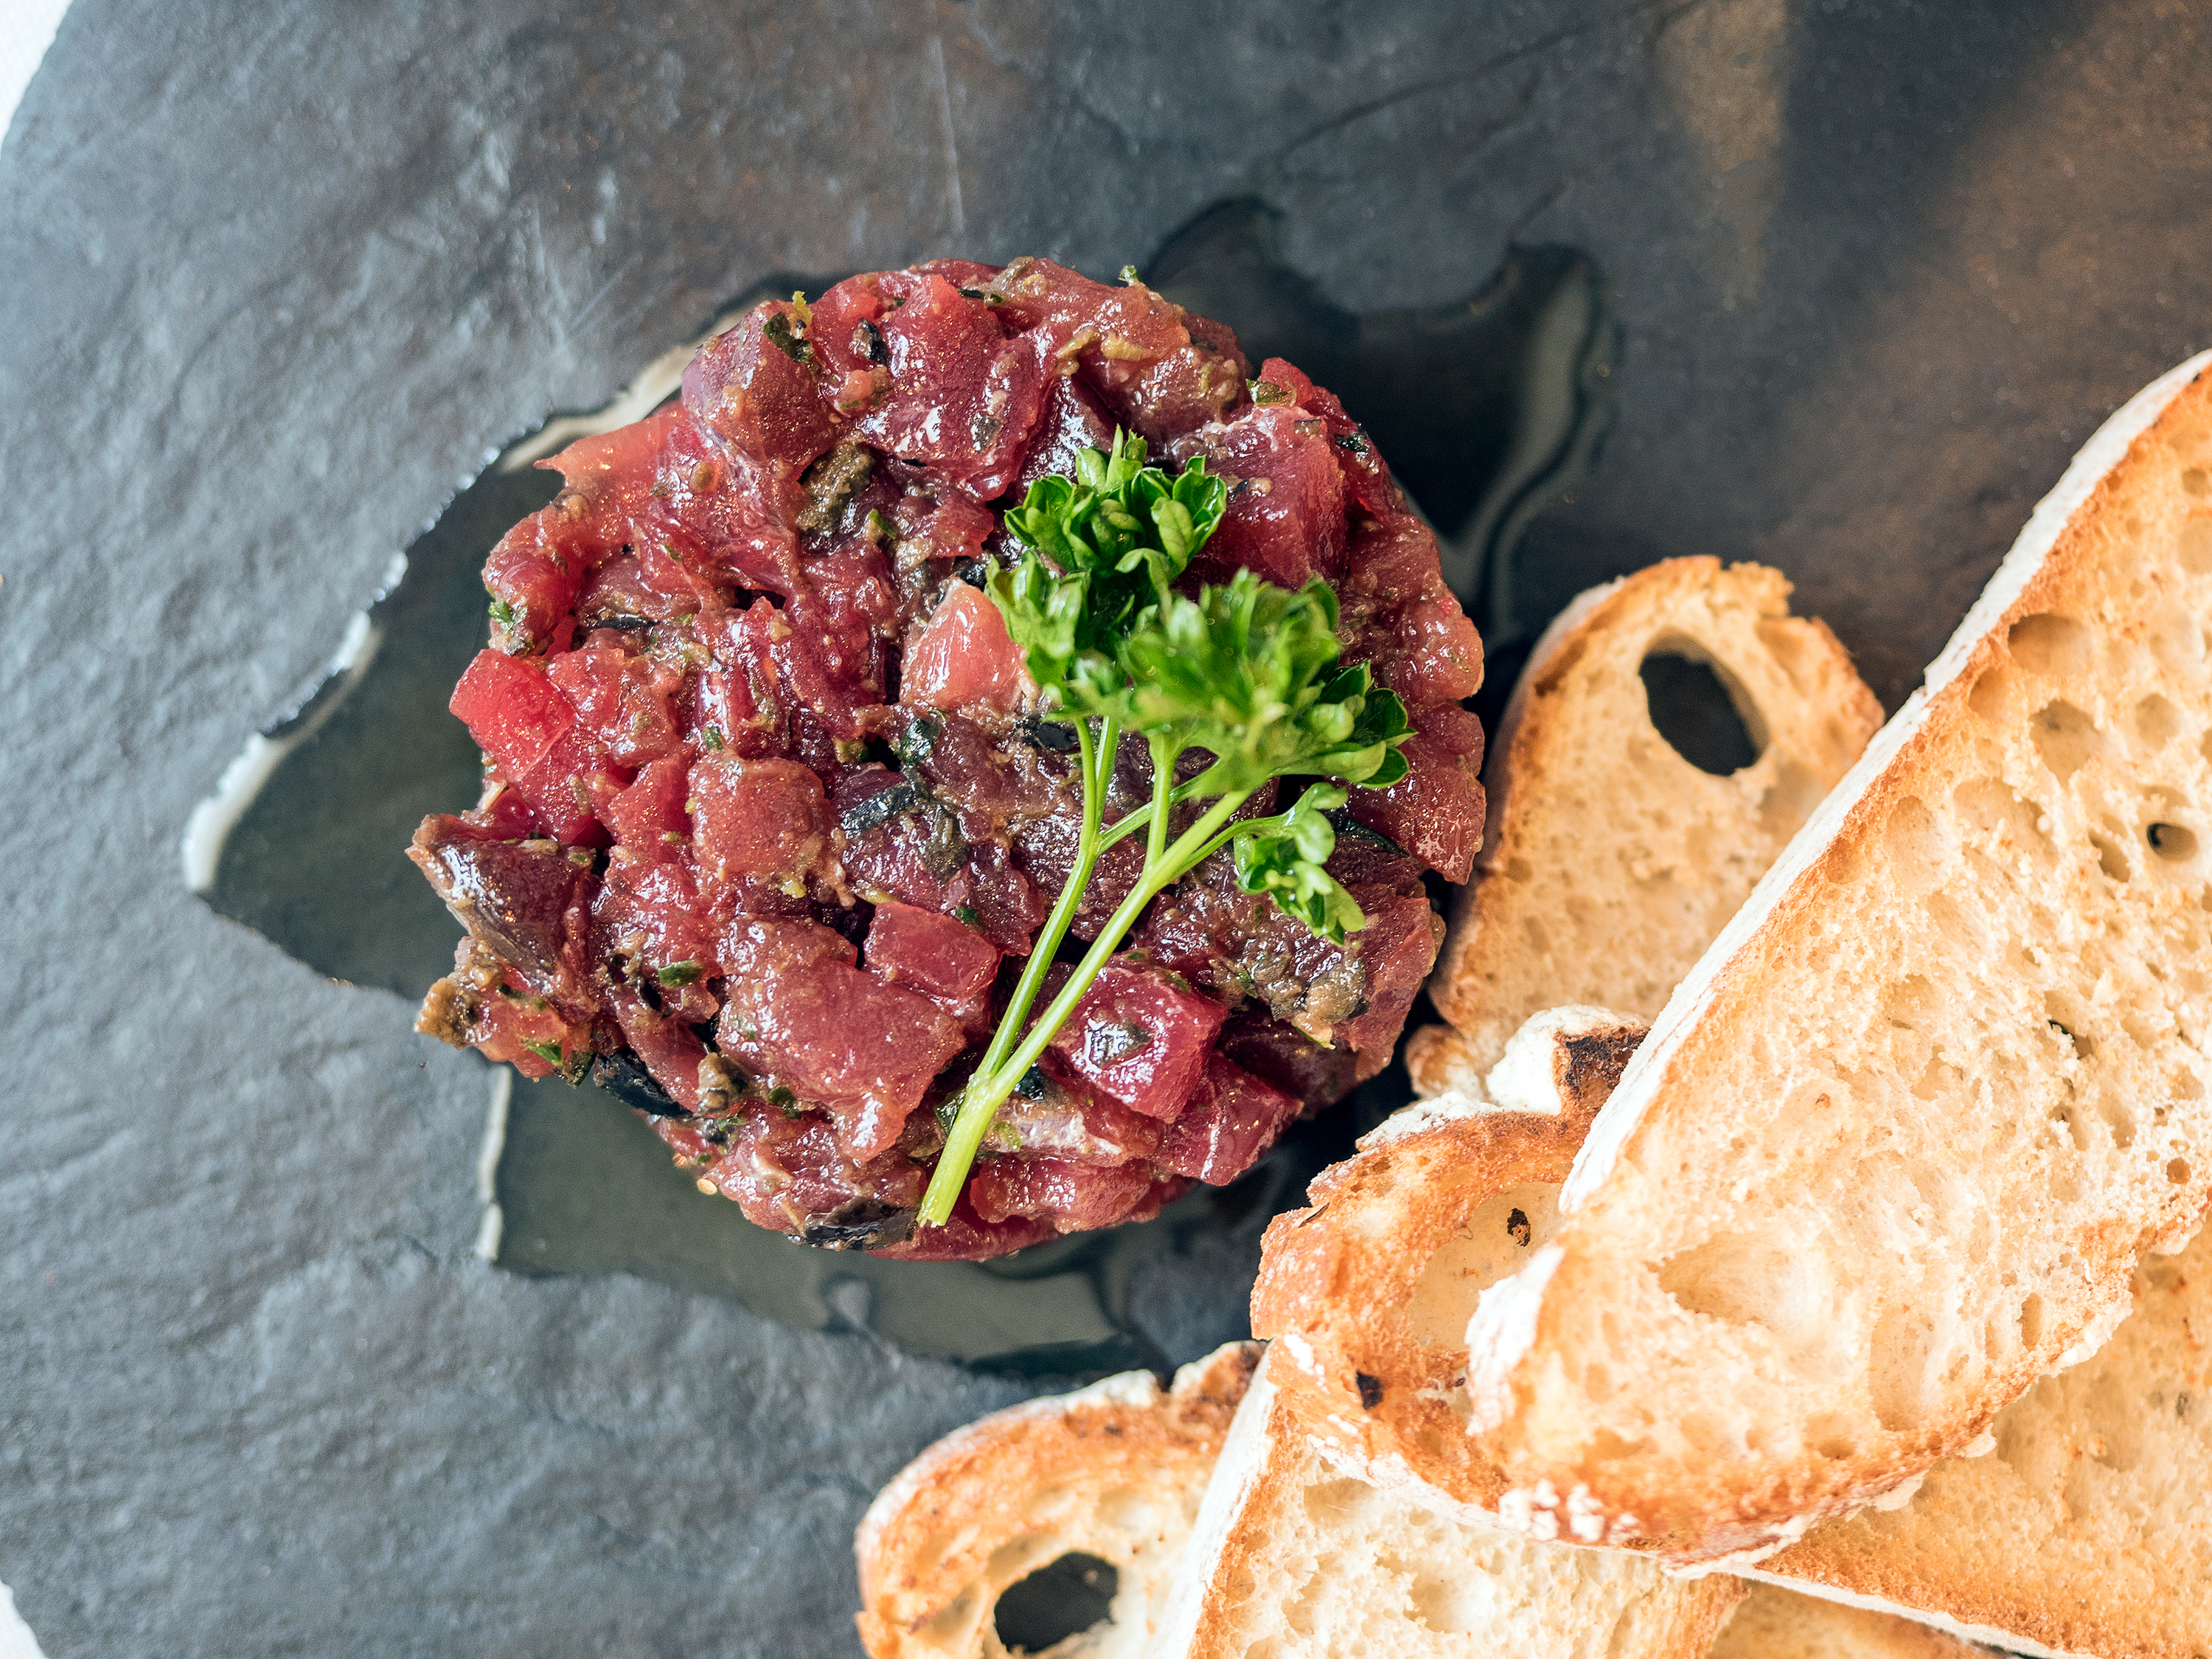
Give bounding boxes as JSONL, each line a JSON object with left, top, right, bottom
{"left": 2, "top": 1, "right": 2208, "bottom": 1653}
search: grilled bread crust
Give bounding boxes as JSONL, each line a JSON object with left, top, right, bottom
{"left": 1441, "top": 354, "right": 2212, "bottom": 1562}
{"left": 854, "top": 1343, "right": 1259, "bottom": 1659}
{"left": 1158, "top": 1350, "right": 1743, "bottom": 1659}
{"left": 1408, "top": 557, "right": 1879, "bottom": 1098}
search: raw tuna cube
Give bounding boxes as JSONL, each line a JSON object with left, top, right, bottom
{"left": 966, "top": 1155, "right": 1159, "bottom": 1232}
{"left": 546, "top": 641, "right": 684, "bottom": 765}
{"left": 1043, "top": 961, "right": 1229, "bottom": 1120}
{"left": 601, "top": 757, "right": 692, "bottom": 857}
{"left": 682, "top": 299, "right": 838, "bottom": 512}
{"left": 717, "top": 920, "right": 967, "bottom": 1160}
{"left": 1343, "top": 706, "right": 1487, "bottom": 883}
{"left": 1186, "top": 400, "right": 1346, "bottom": 589}
{"left": 864, "top": 901, "right": 1001, "bottom": 1004}
{"left": 689, "top": 757, "right": 835, "bottom": 891}
{"left": 1157, "top": 1055, "right": 1302, "bottom": 1185}
{"left": 900, "top": 581, "right": 1035, "bottom": 715}
{"left": 857, "top": 272, "right": 1044, "bottom": 499}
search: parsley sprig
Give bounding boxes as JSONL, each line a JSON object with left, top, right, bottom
{"left": 917, "top": 433, "right": 1413, "bottom": 1228}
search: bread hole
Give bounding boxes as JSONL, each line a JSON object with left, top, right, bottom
{"left": 1806, "top": 1416, "right": 1858, "bottom": 1460}
{"left": 1953, "top": 776, "right": 2056, "bottom": 868}
{"left": 1868, "top": 1304, "right": 1938, "bottom": 1431}
{"left": 2088, "top": 829, "right": 2132, "bottom": 883}
{"left": 1968, "top": 669, "right": 2017, "bottom": 725}
{"left": 992, "top": 1553, "right": 1119, "bottom": 1654}
{"left": 2101, "top": 1096, "right": 2138, "bottom": 1150}
{"left": 1639, "top": 640, "right": 1766, "bottom": 776}
{"left": 1882, "top": 795, "right": 1952, "bottom": 894}
{"left": 1405, "top": 1183, "right": 1561, "bottom": 1346}
{"left": 2008, "top": 613, "right": 2094, "bottom": 676}
{"left": 1884, "top": 975, "right": 1938, "bottom": 1032}
{"left": 2171, "top": 1157, "right": 2193, "bottom": 1185}
{"left": 1655, "top": 1234, "right": 1826, "bottom": 1348}
{"left": 2148, "top": 821, "right": 2199, "bottom": 862}
{"left": 2180, "top": 516, "right": 2212, "bottom": 575}
{"left": 2135, "top": 694, "right": 2183, "bottom": 748}
{"left": 2049, "top": 1099, "right": 2092, "bottom": 1151}
{"left": 2031, "top": 700, "right": 2104, "bottom": 782}
{"left": 2184, "top": 466, "right": 2209, "bottom": 497}
{"left": 1405, "top": 1571, "right": 1484, "bottom": 1635}
{"left": 2017, "top": 1293, "right": 2045, "bottom": 1349}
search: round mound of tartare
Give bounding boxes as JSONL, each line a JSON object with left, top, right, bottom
{"left": 411, "top": 257, "right": 1483, "bottom": 1261}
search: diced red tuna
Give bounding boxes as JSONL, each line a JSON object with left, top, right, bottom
{"left": 601, "top": 757, "right": 692, "bottom": 858}
{"left": 1335, "top": 512, "right": 1484, "bottom": 706}
{"left": 481, "top": 508, "right": 592, "bottom": 656}
{"left": 716, "top": 919, "right": 967, "bottom": 1161}
{"left": 546, "top": 639, "right": 684, "bottom": 765}
{"left": 1157, "top": 1055, "right": 1302, "bottom": 1184}
{"left": 1043, "top": 961, "right": 1230, "bottom": 1120}
{"left": 448, "top": 649, "right": 625, "bottom": 844}
{"left": 865, "top": 901, "right": 1001, "bottom": 1005}
{"left": 605, "top": 991, "right": 710, "bottom": 1112}
{"left": 988, "top": 257, "right": 1248, "bottom": 442}
{"left": 780, "top": 550, "right": 900, "bottom": 738}
{"left": 681, "top": 299, "right": 839, "bottom": 515}
{"left": 1343, "top": 704, "right": 1487, "bottom": 883}
{"left": 1253, "top": 358, "right": 1405, "bottom": 521}
{"left": 416, "top": 254, "right": 1486, "bottom": 1262}
{"left": 900, "top": 581, "right": 1035, "bottom": 714}
{"left": 855, "top": 272, "right": 1045, "bottom": 500}
{"left": 1012, "top": 374, "right": 1116, "bottom": 498}
{"left": 967, "top": 1155, "right": 1162, "bottom": 1233}
{"left": 689, "top": 757, "right": 835, "bottom": 892}
{"left": 1185, "top": 400, "right": 1347, "bottom": 589}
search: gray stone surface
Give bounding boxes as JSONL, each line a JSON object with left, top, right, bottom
{"left": 3, "top": 1, "right": 2209, "bottom": 1652}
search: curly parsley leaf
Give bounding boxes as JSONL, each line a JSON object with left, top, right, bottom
{"left": 1113, "top": 570, "right": 1413, "bottom": 790}
{"left": 1232, "top": 785, "right": 1367, "bottom": 943}
{"left": 991, "top": 429, "right": 1227, "bottom": 711}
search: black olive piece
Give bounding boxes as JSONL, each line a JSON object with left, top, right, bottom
{"left": 797, "top": 1199, "right": 917, "bottom": 1251}
{"left": 840, "top": 782, "right": 921, "bottom": 837}
{"left": 591, "top": 1051, "right": 691, "bottom": 1118}
{"left": 951, "top": 557, "right": 990, "bottom": 589}
{"left": 1013, "top": 1065, "right": 1050, "bottom": 1100}
{"left": 852, "top": 319, "right": 889, "bottom": 365}
{"left": 583, "top": 613, "right": 655, "bottom": 632}
{"left": 1355, "top": 1371, "right": 1385, "bottom": 1410}
{"left": 1015, "top": 717, "right": 1079, "bottom": 754}
{"left": 1323, "top": 808, "right": 1405, "bottom": 858}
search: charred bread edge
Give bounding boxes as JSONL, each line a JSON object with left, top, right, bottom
{"left": 1727, "top": 1568, "right": 2094, "bottom": 1659}
{"left": 1562, "top": 348, "right": 2212, "bottom": 1215}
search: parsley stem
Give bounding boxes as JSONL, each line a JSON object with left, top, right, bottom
{"left": 970, "top": 717, "right": 1117, "bottom": 1093}
{"left": 918, "top": 783, "right": 1253, "bottom": 1228}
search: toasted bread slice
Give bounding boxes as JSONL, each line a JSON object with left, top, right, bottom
{"left": 1251, "top": 1007, "right": 1645, "bottom": 1514}
{"left": 854, "top": 1342, "right": 1259, "bottom": 1659}
{"left": 1751, "top": 1211, "right": 2212, "bottom": 1659}
{"left": 1711, "top": 1585, "right": 2000, "bottom": 1659}
{"left": 1154, "top": 1347, "right": 1745, "bottom": 1659}
{"left": 1265, "top": 1006, "right": 2212, "bottom": 1656}
{"left": 1408, "top": 557, "right": 1879, "bottom": 1098}
{"left": 1395, "top": 351, "right": 2212, "bottom": 1562}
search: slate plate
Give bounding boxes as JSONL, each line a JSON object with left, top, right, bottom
{"left": 8, "top": 3, "right": 2211, "bottom": 1654}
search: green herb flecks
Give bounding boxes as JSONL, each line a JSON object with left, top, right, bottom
{"left": 915, "top": 432, "right": 1413, "bottom": 1228}
{"left": 656, "top": 961, "right": 706, "bottom": 987}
